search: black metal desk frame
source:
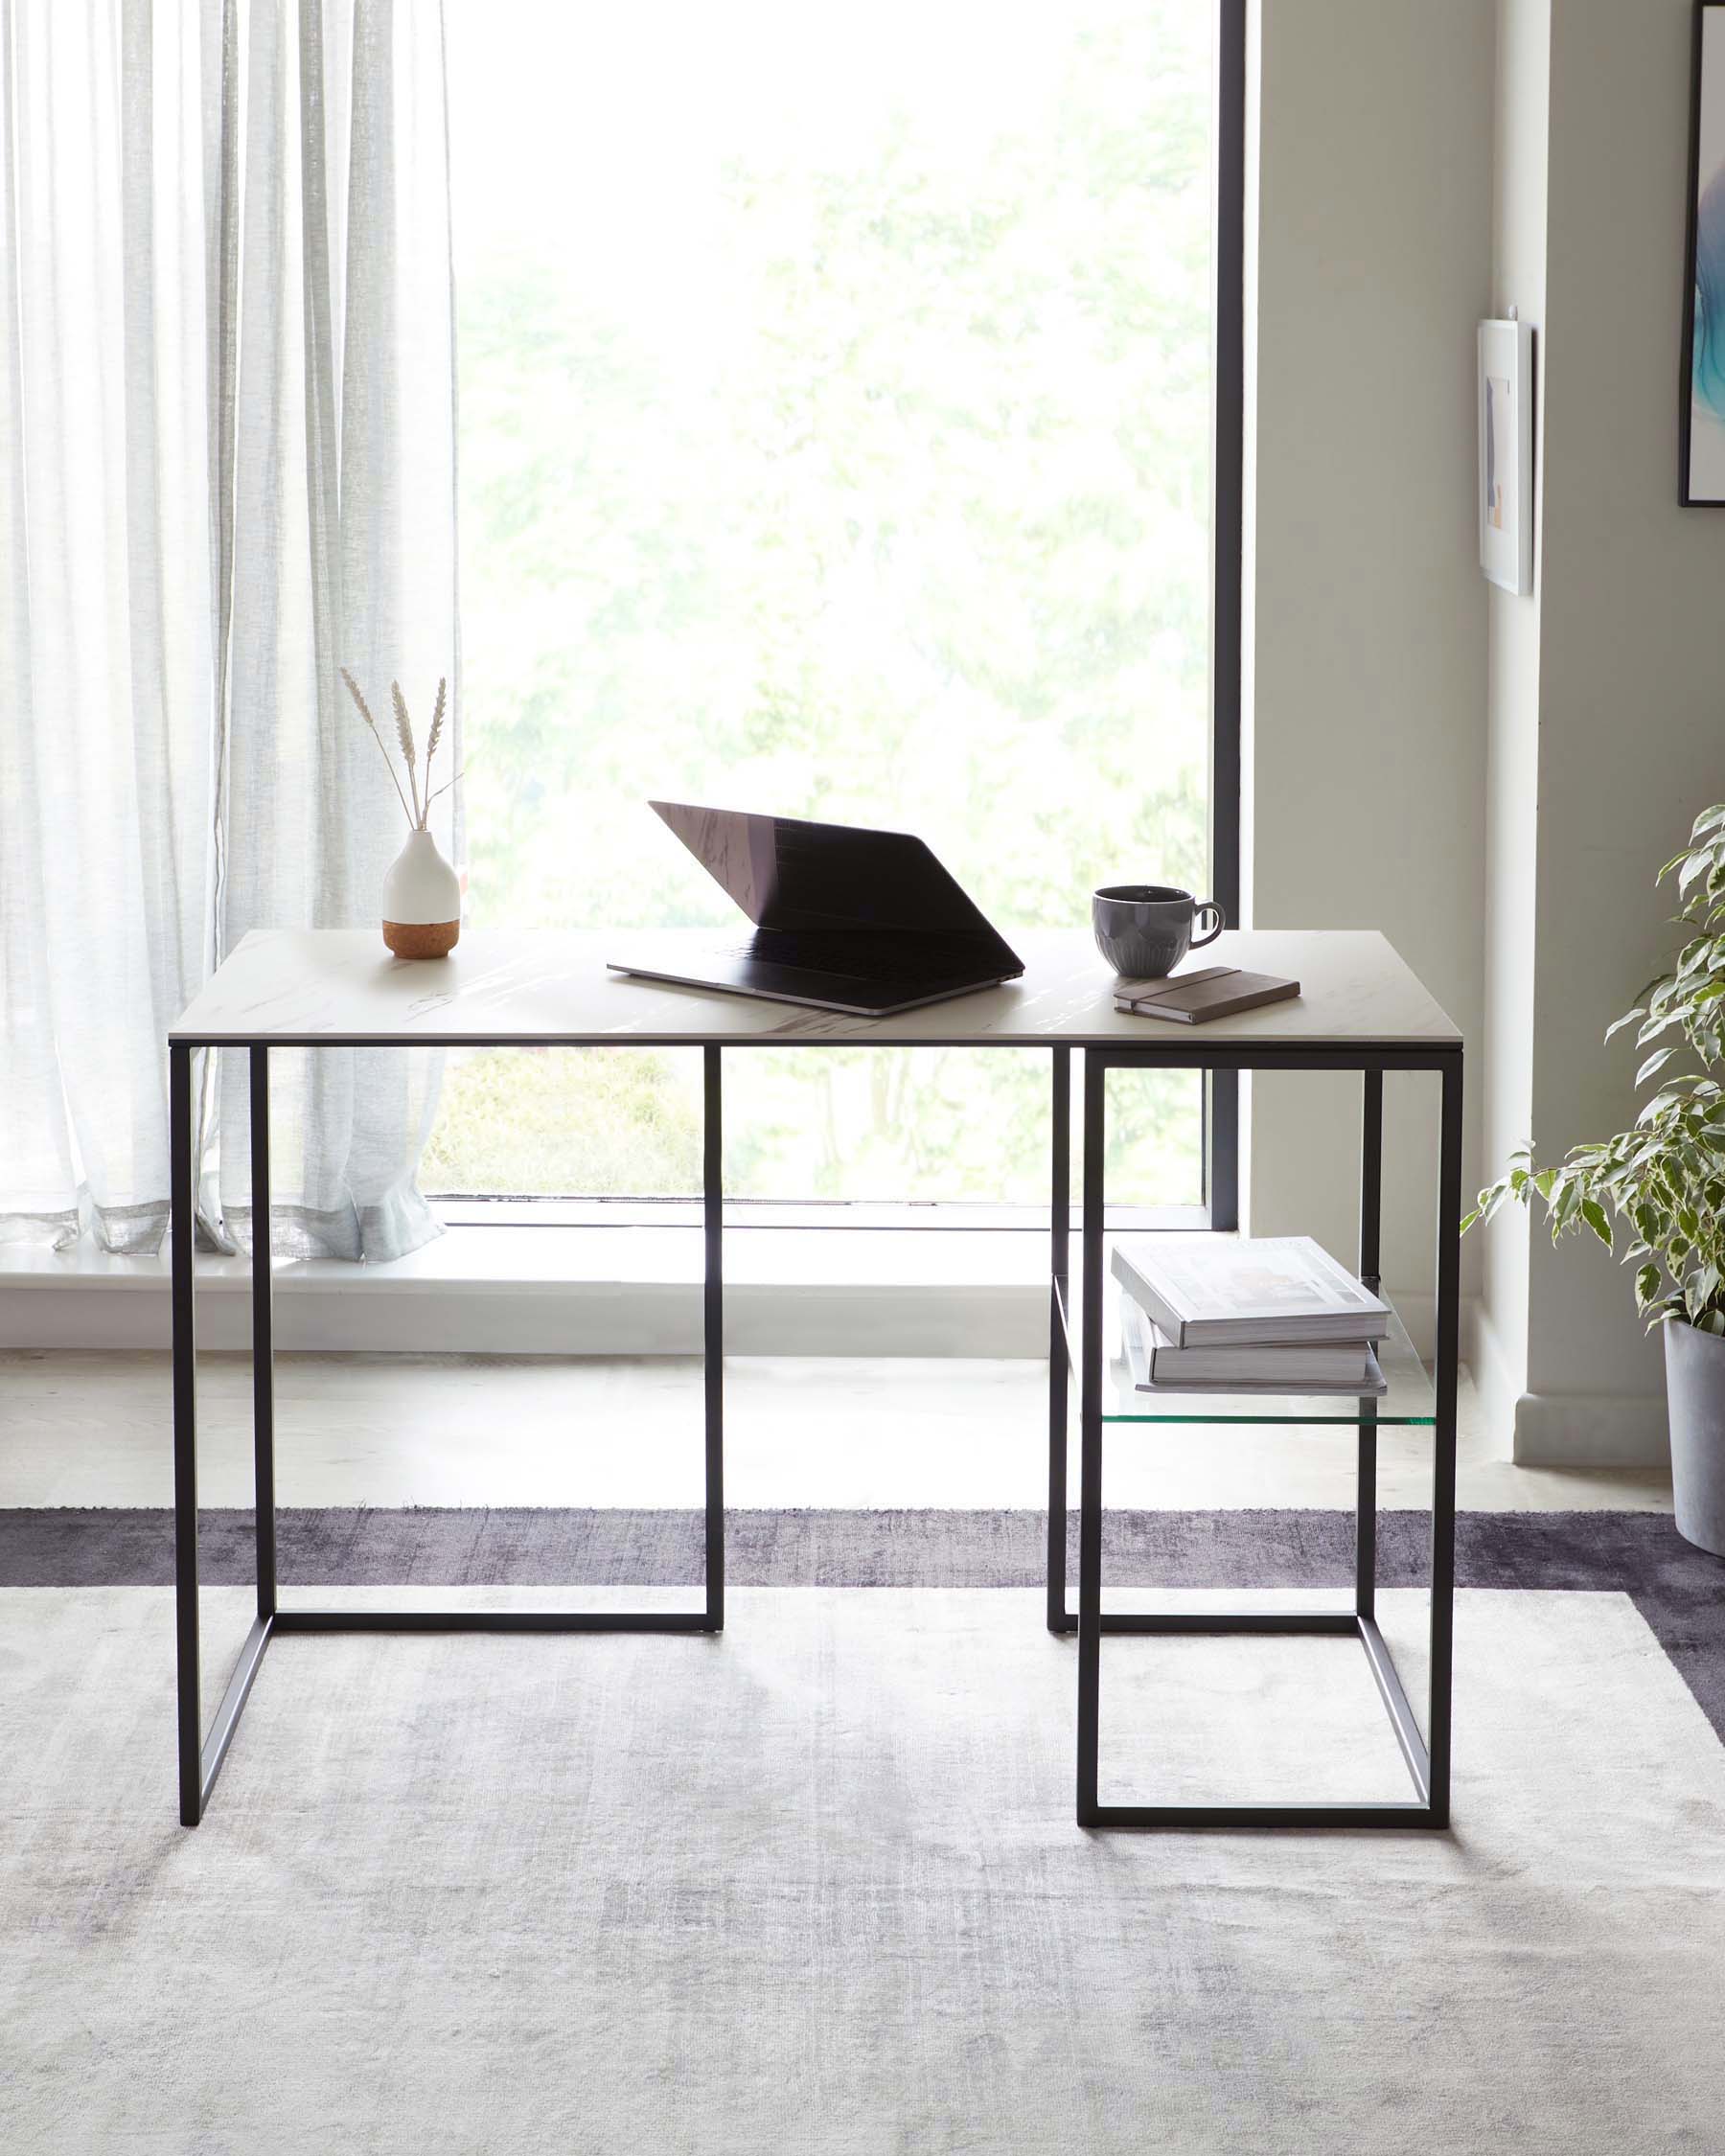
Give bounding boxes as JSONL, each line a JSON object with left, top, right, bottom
{"left": 169, "top": 1040, "right": 724, "bottom": 1827}
{"left": 1044, "top": 1041, "right": 1462, "bottom": 1830}
{"left": 172, "top": 1028, "right": 1459, "bottom": 1833}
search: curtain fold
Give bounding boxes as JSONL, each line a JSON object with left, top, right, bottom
{"left": 0, "top": 0, "right": 458, "bottom": 1261}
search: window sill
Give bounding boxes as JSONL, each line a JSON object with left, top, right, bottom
{"left": 0, "top": 1219, "right": 1055, "bottom": 1355}
{"left": 0, "top": 1202, "right": 1209, "bottom": 1355}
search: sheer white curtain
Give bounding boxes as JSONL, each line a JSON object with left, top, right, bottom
{"left": 0, "top": 0, "right": 459, "bottom": 1260}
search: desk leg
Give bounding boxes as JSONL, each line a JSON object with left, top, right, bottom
{"left": 173, "top": 1043, "right": 277, "bottom": 1827}
{"left": 172, "top": 1045, "right": 202, "bottom": 1825}
{"left": 1075, "top": 1049, "right": 1107, "bottom": 1824}
{"left": 1356, "top": 1070, "right": 1383, "bottom": 1621}
{"left": 175, "top": 1036, "right": 727, "bottom": 1824}
{"left": 1046, "top": 1046, "right": 1070, "bottom": 1633}
{"left": 1427, "top": 1054, "right": 1463, "bottom": 1824}
{"left": 704, "top": 1045, "right": 724, "bottom": 1632}
{"left": 251, "top": 1049, "right": 277, "bottom": 1621}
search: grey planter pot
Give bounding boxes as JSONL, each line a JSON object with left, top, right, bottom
{"left": 1665, "top": 1319, "right": 1725, "bottom": 1557}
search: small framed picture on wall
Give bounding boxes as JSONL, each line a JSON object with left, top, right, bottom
{"left": 1683, "top": 0, "right": 1725, "bottom": 503}
{"left": 1478, "top": 317, "right": 1534, "bottom": 595}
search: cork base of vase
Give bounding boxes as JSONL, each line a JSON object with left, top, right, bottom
{"left": 381, "top": 829, "right": 462, "bottom": 961}
{"left": 382, "top": 917, "right": 460, "bottom": 959}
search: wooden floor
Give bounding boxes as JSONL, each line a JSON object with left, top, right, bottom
{"left": 0, "top": 1350, "right": 1673, "bottom": 1513}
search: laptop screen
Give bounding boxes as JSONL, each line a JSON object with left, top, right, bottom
{"left": 650, "top": 802, "right": 1021, "bottom": 966}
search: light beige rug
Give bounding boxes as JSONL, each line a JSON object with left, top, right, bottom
{"left": 3, "top": 1586, "right": 1722, "bottom": 2153}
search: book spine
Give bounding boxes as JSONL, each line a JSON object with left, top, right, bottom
{"left": 1111, "top": 1258, "right": 1189, "bottom": 1347}
{"left": 1150, "top": 1349, "right": 1373, "bottom": 1381}
{"left": 1114, "top": 998, "right": 1197, "bottom": 1023}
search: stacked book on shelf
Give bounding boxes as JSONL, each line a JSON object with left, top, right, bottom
{"left": 1111, "top": 1234, "right": 1391, "bottom": 1398}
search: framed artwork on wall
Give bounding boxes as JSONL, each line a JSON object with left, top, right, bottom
{"left": 1683, "top": 0, "right": 1725, "bottom": 503}
{"left": 1478, "top": 318, "right": 1534, "bottom": 595}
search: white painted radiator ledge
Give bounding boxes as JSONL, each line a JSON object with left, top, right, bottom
{"left": 0, "top": 1224, "right": 1440, "bottom": 1363}
{"left": 1, "top": 1225, "right": 1046, "bottom": 1355}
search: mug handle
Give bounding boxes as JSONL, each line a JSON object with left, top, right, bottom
{"left": 1191, "top": 901, "right": 1225, "bottom": 950}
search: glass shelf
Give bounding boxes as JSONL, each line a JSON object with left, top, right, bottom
{"left": 1054, "top": 1242, "right": 1436, "bottom": 1426}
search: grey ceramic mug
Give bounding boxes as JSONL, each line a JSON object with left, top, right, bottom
{"left": 1092, "top": 884, "right": 1225, "bottom": 979}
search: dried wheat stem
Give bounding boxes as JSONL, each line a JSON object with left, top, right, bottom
{"left": 422, "top": 761, "right": 468, "bottom": 815}
{"left": 390, "top": 680, "right": 421, "bottom": 826}
{"left": 340, "top": 665, "right": 415, "bottom": 828}
{"left": 422, "top": 678, "right": 448, "bottom": 818}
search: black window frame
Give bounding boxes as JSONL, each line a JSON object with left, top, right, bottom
{"left": 1206, "top": 0, "right": 1247, "bottom": 1231}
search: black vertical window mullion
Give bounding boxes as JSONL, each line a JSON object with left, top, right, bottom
{"left": 1206, "top": 0, "right": 1247, "bottom": 1232}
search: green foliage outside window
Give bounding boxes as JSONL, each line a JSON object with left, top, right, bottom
{"left": 426, "top": 0, "right": 1218, "bottom": 1204}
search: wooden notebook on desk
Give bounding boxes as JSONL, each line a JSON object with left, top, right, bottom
{"left": 1114, "top": 965, "right": 1300, "bottom": 1024}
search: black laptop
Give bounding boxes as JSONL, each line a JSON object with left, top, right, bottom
{"left": 608, "top": 802, "right": 1025, "bottom": 1017}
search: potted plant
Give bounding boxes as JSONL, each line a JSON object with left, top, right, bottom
{"left": 1464, "top": 803, "right": 1725, "bottom": 1554}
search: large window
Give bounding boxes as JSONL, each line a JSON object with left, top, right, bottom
{"left": 431, "top": 0, "right": 1235, "bottom": 1209}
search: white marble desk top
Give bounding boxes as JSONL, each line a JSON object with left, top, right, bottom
{"left": 170, "top": 929, "right": 1460, "bottom": 1050}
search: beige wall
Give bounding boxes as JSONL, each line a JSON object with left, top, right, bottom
{"left": 1244, "top": 0, "right": 1725, "bottom": 1462}
{"left": 1244, "top": 0, "right": 1495, "bottom": 1354}
{"left": 1501, "top": 0, "right": 1725, "bottom": 1462}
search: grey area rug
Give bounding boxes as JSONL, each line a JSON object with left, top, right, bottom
{"left": 6, "top": 1584, "right": 1725, "bottom": 2153}
{"left": 8, "top": 1503, "right": 1725, "bottom": 1739}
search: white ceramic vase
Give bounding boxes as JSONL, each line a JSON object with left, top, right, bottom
{"left": 381, "top": 828, "right": 461, "bottom": 958}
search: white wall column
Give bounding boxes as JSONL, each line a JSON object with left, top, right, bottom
{"left": 1486, "top": 0, "right": 1725, "bottom": 1466}
{"left": 1244, "top": 0, "right": 1495, "bottom": 1359}
{"left": 1246, "top": 0, "right": 1725, "bottom": 1464}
